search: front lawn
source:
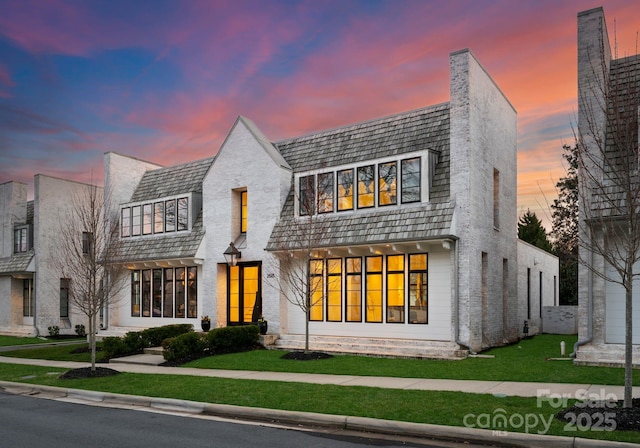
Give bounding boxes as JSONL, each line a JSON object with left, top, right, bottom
{"left": 186, "top": 334, "right": 637, "bottom": 386}
{"left": 0, "top": 363, "right": 638, "bottom": 444}
{"left": 0, "top": 343, "right": 105, "bottom": 363}
{"left": 0, "top": 336, "right": 49, "bottom": 346}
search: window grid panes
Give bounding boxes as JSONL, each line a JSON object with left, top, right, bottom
{"left": 327, "top": 259, "right": 342, "bottom": 321}
{"left": 378, "top": 162, "right": 397, "bottom": 206}
{"left": 386, "top": 255, "right": 404, "bottom": 323}
{"left": 23, "top": 278, "right": 34, "bottom": 317}
{"left": 309, "top": 259, "right": 324, "bottom": 321}
{"left": 177, "top": 197, "right": 188, "bottom": 231}
{"left": 345, "top": 258, "right": 362, "bottom": 322}
{"left": 365, "top": 256, "right": 383, "bottom": 322}
{"left": 401, "top": 158, "right": 421, "bottom": 203}
{"left": 154, "top": 202, "right": 164, "bottom": 234}
{"left": 409, "top": 254, "right": 428, "bottom": 324}
{"left": 132, "top": 205, "right": 141, "bottom": 236}
{"left": 14, "top": 227, "right": 28, "bottom": 253}
{"left": 357, "top": 165, "right": 375, "bottom": 208}
{"left": 165, "top": 200, "right": 176, "bottom": 232}
{"left": 317, "top": 172, "right": 334, "bottom": 213}
{"left": 298, "top": 156, "right": 422, "bottom": 215}
{"left": 337, "top": 169, "right": 354, "bottom": 211}
{"left": 240, "top": 191, "right": 248, "bottom": 233}
{"left": 143, "top": 204, "right": 153, "bottom": 235}
{"left": 121, "top": 208, "right": 131, "bottom": 237}
{"left": 129, "top": 267, "right": 196, "bottom": 319}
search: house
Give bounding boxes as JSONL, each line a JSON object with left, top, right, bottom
{"left": 0, "top": 176, "right": 101, "bottom": 337}
{"left": 574, "top": 7, "right": 640, "bottom": 366}
{"left": 1, "top": 48, "right": 559, "bottom": 357}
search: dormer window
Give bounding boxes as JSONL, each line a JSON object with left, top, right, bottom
{"left": 297, "top": 154, "right": 425, "bottom": 216}
{"left": 120, "top": 196, "right": 190, "bottom": 238}
{"left": 14, "top": 227, "right": 29, "bottom": 253}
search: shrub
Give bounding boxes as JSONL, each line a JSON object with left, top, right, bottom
{"left": 163, "top": 332, "right": 206, "bottom": 364}
{"left": 47, "top": 325, "right": 60, "bottom": 337}
{"left": 102, "top": 336, "right": 129, "bottom": 359}
{"left": 74, "top": 324, "right": 86, "bottom": 337}
{"left": 140, "top": 324, "right": 193, "bottom": 347}
{"left": 205, "top": 325, "right": 260, "bottom": 355}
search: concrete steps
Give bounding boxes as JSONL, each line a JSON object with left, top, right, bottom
{"left": 109, "top": 346, "right": 165, "bottom": 366}
{"left": 272, "top": 335, "right": 468, "bottom": 360}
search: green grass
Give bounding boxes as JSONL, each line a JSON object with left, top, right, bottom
{"left": 186, "top": 335, "right": 638, "bottom": 386}
{"left": 0, "top": 363, "right": 637, "bottom": 444}
{"left": 0, "top": 343, "right": 106, "bottom": 363}
{"left": 0, "top": 336, "right": 50, "bottom": 346}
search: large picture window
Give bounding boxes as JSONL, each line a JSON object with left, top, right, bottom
{"left": 130, "top": 266, "right": 197, "bottom": 319}
{"left": 305, "top": 254, "right": 428, "bottom": 325}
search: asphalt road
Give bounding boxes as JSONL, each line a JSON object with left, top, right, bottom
{"left": 0, "top": 391, "right": 473, "bottom": 448}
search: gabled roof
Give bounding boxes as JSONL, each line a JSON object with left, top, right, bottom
{"left": 130, "top": 156, "right": 215, "bottom": 203}
{"left": 267, "top": 104, "right": 454, "bottom": 250}
{"left": 274, "top": 103, "right": 449, "bottom": 172}
{"left": 237, "top": 116, "right": 291, "bottom": 170}
{"left": 0, "top": 251, "right": 34, "bottom": 274}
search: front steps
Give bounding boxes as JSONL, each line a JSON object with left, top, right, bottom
{"left": 270, "top": 335, "right": 468, "bottom": 360}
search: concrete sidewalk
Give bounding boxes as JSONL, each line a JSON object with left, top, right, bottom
{"left": 1, "top": 354, "right": 639, "bottom": 447}
{"left": 1, "top": 354, "right": 638, "bottom": 400}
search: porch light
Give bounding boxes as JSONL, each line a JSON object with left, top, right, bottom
{"left": 223, "top": 242, "right": 242, "bottom": 266}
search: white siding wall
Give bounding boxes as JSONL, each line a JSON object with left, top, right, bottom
{"left": 605, "top": 261, "right": 640, "bottom": 344}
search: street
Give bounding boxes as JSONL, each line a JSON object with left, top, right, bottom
{"left": 0, "top": 391, "right": 479, "bottom": 448}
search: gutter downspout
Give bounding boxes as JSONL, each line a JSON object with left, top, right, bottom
{"left": 452, "top": 239, "right": 476, "bottom": 355}
{"left": 32, "top": 271, "right": 39, "bottom": 337}
{"left": 571, "top": 250, "right": 592, "bottom": 358}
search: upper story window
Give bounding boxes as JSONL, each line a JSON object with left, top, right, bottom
{"left": 121, "top": 196, "right": 190, "bottom": 239}
{"left": 298, "top": 155, "right": 424, "bottom": 216}
{"left": 82, "top": 232, "right": 93, "bottom": 255}
{"left": 240, "top": 191, "right": 248, "bottom": 233}
{"left": 14, "top": 227, "right": 29, "bottom": 253}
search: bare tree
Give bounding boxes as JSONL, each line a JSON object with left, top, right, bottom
{"left": 54, "top": 183, "right": 127, "bottom": 371}
{"left": 576, "top": 36, "right": 639, "bottom": 407}
{"left": 268, "top": 176, "right": 334, "bottom": 353}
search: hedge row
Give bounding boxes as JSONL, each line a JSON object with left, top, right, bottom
{"left": 162, "top": 325, "right": 260, "bottom": 364}
{"left": 102, "top": 324, "right": 194, "bottom": 359}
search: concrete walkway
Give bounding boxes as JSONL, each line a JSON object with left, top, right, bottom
{"left": 1, "top": 353, "right": 638, "bottom": 400}
{"left": 1, "top": 350, "right": 639, "bottom": 447}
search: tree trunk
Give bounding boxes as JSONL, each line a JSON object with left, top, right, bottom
{"left": 304, "top": 312, "right": 310, "bottom": 354}
{"left": 90, "top": 313, "right": 97, "bottom": 371}
{"left": 624, "top": 279, "right": 633, "bottom": 408}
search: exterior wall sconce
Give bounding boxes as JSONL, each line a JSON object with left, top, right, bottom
{"left": 522, "top": 320, "right": 529, "bottom": 339}
{"left": 223, "top": 242, "right": 242, "bottom": 266}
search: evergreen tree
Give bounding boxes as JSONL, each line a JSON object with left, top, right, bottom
{"left": 518, "top": 209, "right": 552, "bottom": 253}
{"left": 551, "top": 144, "right": 578, "bottom": 305}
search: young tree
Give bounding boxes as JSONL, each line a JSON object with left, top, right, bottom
{"left": 551, "top": 144, "right": 579, "bottom": 305}
{"left": 268, "top": 177, "right": 333, "bottom": 354}
{"left": 577, "top": 39, "right": 639, "bottom": 408}
{"left": 53, "top": 183, "right": 126, "bottom": 371}
{"left": 518, "top": 209, "right": 553, "bottom": 253}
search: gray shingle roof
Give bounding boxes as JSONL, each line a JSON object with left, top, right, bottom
{"left": 591, "top": 54, "right": 640, "bottom": 217}
{"left": 130, "top": 157, "right": 214, "bottom": 203}
{"left": 113, "top": 212, "right": 204, "bottom": 263}
{"left": 267, "top": 104, "right": 453, "bottom": 250}
{"left": 0, "top": 251, "right": 34, "bottom": 274}
{"left": 275, "top": 103, "right": 450, "bottom": 171}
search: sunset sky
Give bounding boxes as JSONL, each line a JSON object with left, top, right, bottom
{"left": 2, "top": 0, "right": 640, "bottom": 230}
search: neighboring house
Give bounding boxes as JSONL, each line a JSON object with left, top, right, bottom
{"left": 0, "top": 176, "right": 100, "bottom": 336}
{"left": 1, "top": 49, "right": 560, "bottom": 357}
{"left": 575, "top": 7, "right": 640, "bottom": 366}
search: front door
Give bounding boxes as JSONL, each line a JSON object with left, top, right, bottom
{"left": 227, "top": 262, "right": 262, "bottom": 325}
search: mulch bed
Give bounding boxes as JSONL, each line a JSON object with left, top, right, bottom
{"left": 59, "top": 367, "right": 121, "bottom": 380}
{"left": 556, "top": 398, "right": 640, "bottom": 432}
{"left": 280, "top": 351, "right": 333, "bottom": 361}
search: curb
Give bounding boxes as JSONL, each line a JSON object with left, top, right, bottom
{"left": 0, "top": 381, "right": 637, "bottom": 448}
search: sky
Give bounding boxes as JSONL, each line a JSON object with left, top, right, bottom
{"left": 1, "top": 0, "right": 640, "bottom": 231}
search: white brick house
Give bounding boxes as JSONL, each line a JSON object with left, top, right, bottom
{"left": 574, "top": 7, "right": 640, "bottom": 367}
{"left": 1, "top": 48, "right": 559, "bottom": 357}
